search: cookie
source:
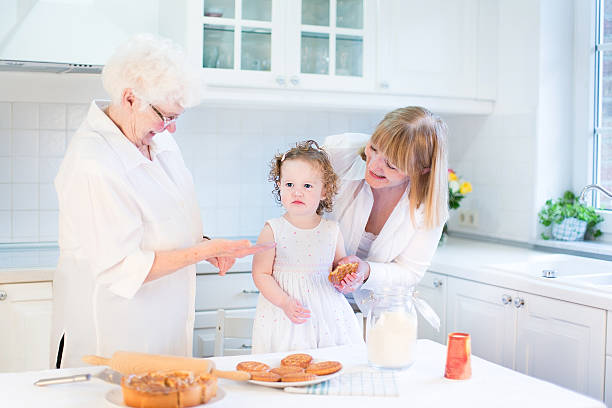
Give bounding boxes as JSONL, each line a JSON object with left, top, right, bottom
{"left": 281, "top": 372, "right": 317, "bottom": 382}
{"left": 281, "top": 353, "right": 313, "bottom": 368}
{"left": 270, "top": 366, "right": 304, "bottom": 376}
{"left": 305, "top": 361, "right": 343, "bottom": 376}
{"left": 250, "top": 371, "right": 281, "bottom": 382}
{"left": 329, "top": 262, "right": 358, "bottom": 284}
{"left": 236, "top": 361, "right": 270, "bottom": 373}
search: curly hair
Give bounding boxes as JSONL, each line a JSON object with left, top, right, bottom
{"left": 269, "top": 140, "right": 338, "bottom": 215}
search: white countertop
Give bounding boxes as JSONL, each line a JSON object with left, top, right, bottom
{"left": 2, "top": 237, "right": 611, "bottom": 311}
{"left": 2, "top": 340, "right": 604, "bottom": 408}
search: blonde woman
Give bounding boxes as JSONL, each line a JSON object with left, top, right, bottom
{"left": 324, "top": 107, "right": 448, "bottom": 301}
{"left": 52, "top": 34, "right": 272, "bottom": 368}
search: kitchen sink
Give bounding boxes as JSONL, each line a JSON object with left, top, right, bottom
{"left": 561, "top": 274, "right": 612, "bottom": 287}
{"left": 485, "top": 253, "right": 612, "bottom": 278}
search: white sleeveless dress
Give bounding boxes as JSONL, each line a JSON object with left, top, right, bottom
{"left": 251, "top": 217, "right": 364, "bottom": 354}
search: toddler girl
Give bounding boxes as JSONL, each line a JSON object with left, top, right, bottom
{"left": 251, "top": 140, "right": 364, "bottom": 353}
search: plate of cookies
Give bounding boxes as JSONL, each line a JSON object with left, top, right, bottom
{"left": 236, "top": 353, "right": 343, "bottom": 388}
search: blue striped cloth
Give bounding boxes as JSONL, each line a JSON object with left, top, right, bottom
{"left": 284, "top": 371, "right": 399, "bottom": 397}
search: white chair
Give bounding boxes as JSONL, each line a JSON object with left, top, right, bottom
{"left": 213, "top": 309, "right": 255, "bottom": 357}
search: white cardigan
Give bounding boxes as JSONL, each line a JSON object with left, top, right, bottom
{"left": 324, "top": 133, "right": 444, "bottom": 290}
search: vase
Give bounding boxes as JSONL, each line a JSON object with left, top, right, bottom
{"left": 551, "top": 217, "right": 587, "bottom": 241}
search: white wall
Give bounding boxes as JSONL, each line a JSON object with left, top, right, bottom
{"left": 444, "top": 0, "right": 541, "bottom": 242}
{"left": 0, "top": 72, "right": 383, "bottom": 243}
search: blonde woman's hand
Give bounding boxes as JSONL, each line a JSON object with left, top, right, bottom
{"left": 280, "top": 297, "right": 311, "bottom": 324}
{"left": 333, "top": 255, "right": 370, "bottom": 294}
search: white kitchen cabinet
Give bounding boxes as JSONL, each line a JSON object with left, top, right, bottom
{"left": 446, "top": 277, "right": 516, "bottom": 369}
{"left": 416, "top": 271, "right": 447, "bottom": 344}
{"left": 190, "top": 0, "right": 375, "bottom": 92}
{"left": 446, "top": 276, "right": 606, "bottom": 400}
{"left": 376, "top": 0, "right": 497, "bottom": 100}
{"left": 515, "top": 292, "right": 605, "bottom": 400}
{"left": 0, "top": 282, "right": 53, "bottom": 372}
{"left": 193, "top": 272, "right": 259, "bottom": 357}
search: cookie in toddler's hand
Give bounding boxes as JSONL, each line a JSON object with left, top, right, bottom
{"left": 328, "top": 262, "right": 358, "bottom": 285}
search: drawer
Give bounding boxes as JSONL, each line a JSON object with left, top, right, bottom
{"left": 193, "top": 329, "right": 253, "bottom": 358}
{"left": 195, "top": 273, "right": 259, "bottom": 311}
{"left": 194, "top": 308, "right": 256, "bottom": 329}
{"left": 193, "top": 308, "right": 256, "bottom": 358}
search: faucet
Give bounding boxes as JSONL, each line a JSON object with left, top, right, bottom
{"left": 579, "top": 184, "right": 612, "bottom": 204}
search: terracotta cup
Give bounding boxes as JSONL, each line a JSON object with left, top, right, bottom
{"left": 444, "top": 332, "right": 472, "bottom": 380}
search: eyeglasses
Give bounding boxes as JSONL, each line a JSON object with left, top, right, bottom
{"left": 149, "top": 104, "right": 179, "bottom": 129}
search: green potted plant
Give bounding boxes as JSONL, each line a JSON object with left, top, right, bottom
{"left": 538, "top": 191, "right": 604, "bottom": 241}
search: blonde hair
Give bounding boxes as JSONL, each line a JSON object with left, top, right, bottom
{"left": 269, "top": 140, "right": 339, "bottom": 215}
{"left": 370, "top": 107, "right": 449, "bottom": 229}
{"left": 102, "top": 33, "right": 202, "bottom": 108}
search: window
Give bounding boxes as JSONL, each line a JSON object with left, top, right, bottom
{"left": 594, "top": 0, "right": 612, "bottom": 210}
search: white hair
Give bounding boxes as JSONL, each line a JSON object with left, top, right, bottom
{"left": 102, "top": 33, "right": 202, "bottom": 108}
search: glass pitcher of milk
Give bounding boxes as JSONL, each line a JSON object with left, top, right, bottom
{"left": 366, "top": 287, "right": 419, "bottom": 369}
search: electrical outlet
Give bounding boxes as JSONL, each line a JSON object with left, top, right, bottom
{"left": 458, "top": 210, "right": 478, "bottom": 228}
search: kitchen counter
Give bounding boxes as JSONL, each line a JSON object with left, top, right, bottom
{"left": 2, "top": 340, "right": 604, "bottom": 407}
{"left": 0, "top": 237, "right": 258, "bottom": 284}
{"left": 2, "top": 237, "right": 611, "bottom": 310}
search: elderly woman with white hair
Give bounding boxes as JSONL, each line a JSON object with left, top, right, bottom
{"left": 51, "top": 34, "right": 272, "bottom": 368}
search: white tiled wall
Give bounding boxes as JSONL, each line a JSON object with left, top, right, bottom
{"left": 0, "top": 101, "right": 382, "bottom": 243}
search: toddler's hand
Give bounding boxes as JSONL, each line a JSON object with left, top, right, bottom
{"left": 281, "top": 297, "right": 311, "bottom": 324}
{"left": 333, "top": 255, "right": 369, "bottom": 294}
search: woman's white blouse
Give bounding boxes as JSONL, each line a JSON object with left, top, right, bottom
{"left": 51, "top": 101, "right": 203, "bottom": 367}
{"left": 324, "top": 133, "right": 444, "bottom": 290}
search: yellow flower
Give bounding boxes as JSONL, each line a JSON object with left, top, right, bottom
{"left": 448, "top": 172, "right": 458, "bottom": 182}
{"left": 459, "top": 182, "right": 472, "bottom": 194}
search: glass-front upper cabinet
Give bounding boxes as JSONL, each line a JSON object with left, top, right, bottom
{"left": 194, "top": 0, "right": 374, "bottom": 91}
{"left": 287, "top": 0, "right": 373, "bottom": 91}
{"left": 199, "top": 0, "right": 284, "bottom": 86}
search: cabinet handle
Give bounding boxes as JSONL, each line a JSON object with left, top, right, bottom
{"left": 242, "top": 289, "right": 260, "bottom": 294}
{"left": 0, "top": 290, "right": 6, "bottom": 301}
{"left": 276, "top": 76, "right": 286, "bottom": 86}
{"left": 380, "top": 81, "right": 389, "bottom": 89}
{"left": 241, "top": 344, "right": 252, "bottom": 349}
{"left": 501, "top": 294, "right": 512, "bottom": 305}
{"left": 513, "top": 297, "right": 525, "bottom": 309}
{"left": 433, "top": 279, "right": 443, "bottom": 288}
{"left": 290, "top": 76, "right": 300, "bottom": 86}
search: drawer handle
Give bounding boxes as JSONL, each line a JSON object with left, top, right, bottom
{"left": 0, "top": 290, "right": 6, "bottom": 301}
{"left": 241, "top": 344, "right": 252, "bottom": 349}
{"left": 433, "top": 280, "right": 443, "bottom": 288}
{"left": 242, "top": 289, "right": 260, "bottom": 294}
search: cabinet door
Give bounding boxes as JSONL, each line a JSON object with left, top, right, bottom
{"left": 376, "top": 0, "right": 480, "bottom": 98}
{"left": 194, "top": 0, "right": 287, "bottom": 87}
{"left": 195, "top": 272, "right": 260, "bottom": 311}
{"left": 0, "top": 282, "right": 53, "bottom": 372}
{"left": 515, "top": 293, "right": 606, "bottom": 400}
{"left": 416, "top": 271, "right": 446, "bottom": 344}
{"left": 282, "top": 0, "right": 375, "bottom": 92}
{"left": 446, "top": 277, "right": 516, "bottom": 369}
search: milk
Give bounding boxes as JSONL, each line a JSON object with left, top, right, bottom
{"left": 367, "top": 309, "right": 418, "bottom": 368}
